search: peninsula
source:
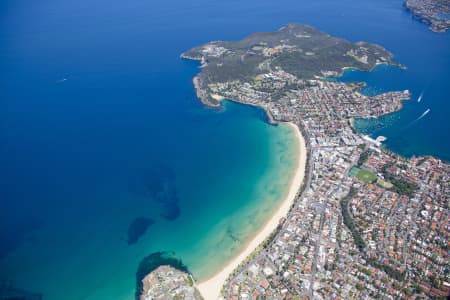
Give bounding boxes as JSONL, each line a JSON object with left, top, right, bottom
{"left": 176, "top": 24, "right": 449, "bottom": 299}
{"left": 404, "top": 0, "right": 450, "bottom": 32}
{"left": 182, "top": 24, "right": 401, "bottom": 108}
{"left": 140, "top": 266, "right": 202, "bottom": 300}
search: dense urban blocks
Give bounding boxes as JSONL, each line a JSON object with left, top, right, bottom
{"left": 182, "top": 23, "right": 449, "bottom": 299}
{"left": 404, "top": 0, "right": 450, "bottom": 32}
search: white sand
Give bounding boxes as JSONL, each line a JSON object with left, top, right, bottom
{"left": 210, "top": 94, "right": 225, "bottom": 101}
{"left": 196, "top": 122, "right": 307, "bottom": 300}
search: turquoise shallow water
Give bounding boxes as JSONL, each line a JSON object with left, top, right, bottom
{"left": 1, "top": 0, "right": 449, "bottom": 298}
{"left": 1, "top": 92, "right": 299, "bottom": 299}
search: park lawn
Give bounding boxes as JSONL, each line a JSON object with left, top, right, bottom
{"left": 356, "top": 169, "right": 377, "bottom": 184}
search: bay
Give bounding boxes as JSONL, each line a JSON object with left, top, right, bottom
{"left": 0, "top": 0, "right": 449, "bottom": 298}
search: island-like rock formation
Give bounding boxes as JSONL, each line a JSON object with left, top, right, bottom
{"left": 404, "top": 0, "right": 450, "bottom": 32}
{"left": 140, "top": 266, "right": 202, "bottom": 300}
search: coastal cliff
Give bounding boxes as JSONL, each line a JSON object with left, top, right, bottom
{"left": 140, "top": 266, "right": 202, "bottom": 300}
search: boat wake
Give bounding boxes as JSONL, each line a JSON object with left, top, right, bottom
{"left": 390, "top": 108, "right": 431, "bottom": 139}
{"left": 404, "top": 108, "right": 431, "bottom": 130}
{"left": 417, "top": 108, "right": 430, "bottom": 120}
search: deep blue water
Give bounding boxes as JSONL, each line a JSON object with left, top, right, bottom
{"left": 1, "top": 0, "right": 449, "bottom": 298}
{"left": 338, "top": 61, "right": 450, "bottom": 160}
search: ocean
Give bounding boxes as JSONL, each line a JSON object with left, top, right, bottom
{"left": 1, "top": 0, "right": 449, "bottom": 299}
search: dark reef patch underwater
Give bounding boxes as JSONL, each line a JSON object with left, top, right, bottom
{"left": 0, "top": 218, "right": 43, "bottom": 260}
{"left": 128, "top": 164, "right": 181, "bottom": 221}
{"left": 134, "top": 252, "right": 189, "bottom": 300}
{"left": 0, "top": 281, "right": 42, "bottom": 300}
{"left": 127, "top": 217, "right": 155, "bottom": 245}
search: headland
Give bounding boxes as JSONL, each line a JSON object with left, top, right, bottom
{"left": 404, "top": 0, "right": 450, "bottom": 32}
{"left": 181, "top": 23, "right": 401, "bottom": 108}
{"left": 140, "top": 265, "right": 202, "bottom": 300}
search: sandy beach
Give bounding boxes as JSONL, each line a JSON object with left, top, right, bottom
{"left": 196, "top": 122, "right": 307, "bottom": 300}
{"left": 210, "top": 94, "right": 225, "bottom": 101}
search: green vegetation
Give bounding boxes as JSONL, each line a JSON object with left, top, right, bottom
{"left": 263, "top": 223, "right": 283, "bottom": 249}
{"left": 340, "top": 188, "right": 366, "bottom": 250}
{"left": 187, "top": 275, "right": 194, "bottom": 287}
{"left": 356, "top": 169, "right": 377, "bottom": 184}
{"left": 381, "top": 163, "right": 418, "bottom": 197}
{"left": 360, "top": 267, "right": 372, "bottom": 276}
{"left": 357, "top": 150, "right": 371, "bottom": 167}
{"left": 350, "top": 167, "right": 377, "bottom": 184}
{"left": 366, "top": 257, "right": 405, "bottom": 282}
{"left": 386, "top": 175, "right": 418, "bottom": 197}
{"left": 184, "top": 23, "right": 395, "bottom": 98}
{"left": 376, "top": 178, "right": 393, "bottom": 189}
{"left": 403, "top": 287, "right": 413, "bottom": 296}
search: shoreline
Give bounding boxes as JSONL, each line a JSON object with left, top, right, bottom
{"left": 196, "top": 122, "right": 307, "bottom": 300}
